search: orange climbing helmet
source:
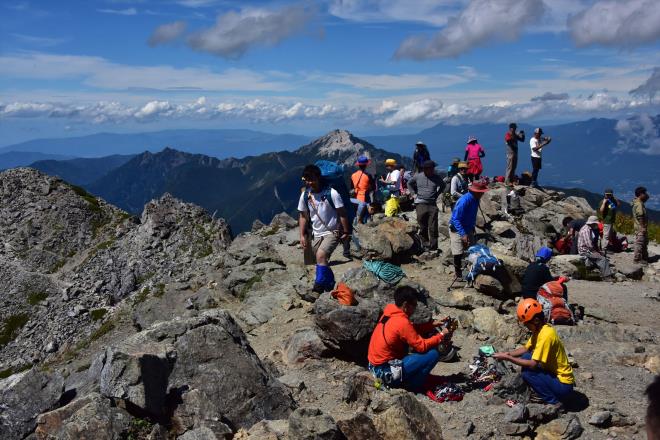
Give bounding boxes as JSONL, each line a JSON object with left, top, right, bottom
{"left": 517, "top": 298, "right": 543, "bottom": 323}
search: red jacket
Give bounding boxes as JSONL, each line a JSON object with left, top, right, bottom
{"left": 367, "top": 304, "right": 443, "bottom": 366}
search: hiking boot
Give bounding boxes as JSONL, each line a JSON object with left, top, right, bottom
{"left": 527, "top": 390, "right": 545, "bottom": 404}
{"left": 343, "top": 251, "right": 353, "bottom": 261}
{"left": 312, "top": 283, "right": 325, "bottom": 294}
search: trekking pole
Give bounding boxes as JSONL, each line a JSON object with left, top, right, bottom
{"left": 478, "top": 205, "right": 490, "bottom": 245}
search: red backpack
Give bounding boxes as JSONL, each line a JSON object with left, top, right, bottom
{"left": 537, "top": 279, "right": 574, "bottom": 325}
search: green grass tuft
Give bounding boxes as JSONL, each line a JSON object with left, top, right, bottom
{"left": 27, "top": 291, "right": 48, "bottom": 305}
{"left": 153, "top": 283, "right": 166, "bottom": 298}
{"left": 239, "top": 275, "right": 262, "bottom": 301}
{"left": 0, "top": 313, "right": 29, "bottom": 346}
{"left": 90, "top": 308, "right": 107, "bottom": 321}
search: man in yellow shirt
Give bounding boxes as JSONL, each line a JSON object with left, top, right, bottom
{"left": 494, "top": 298, "right": 575, "bottom": 405}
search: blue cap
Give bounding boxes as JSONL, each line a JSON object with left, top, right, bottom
{"left": 355, "top": 155, "right": 370, "bottom": 166}
{"left": 535, "top": 247, "right": 553, "bottom": 261}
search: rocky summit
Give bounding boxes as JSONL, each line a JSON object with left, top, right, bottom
{"left": 0, "top": 167, "right": 658, "bottom": 440}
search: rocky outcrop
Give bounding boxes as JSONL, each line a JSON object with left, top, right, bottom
{"left": 354, "top": 217, "right": 418, "bottom": 261}
{"left": 92, "top": 310, "right": 294, "bottom": 434}
{"left": 0, "top": 368, "right": 64, "bottom": 439}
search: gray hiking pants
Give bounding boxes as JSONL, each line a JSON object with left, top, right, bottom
{"left": 582, "top": 251, "right": 613, "bottom": 278}
{"left": 416, "top": 203, "right": 439, "bottom": 250}
{"left": 505, "top": 147, "right": 518, "bottom": 185}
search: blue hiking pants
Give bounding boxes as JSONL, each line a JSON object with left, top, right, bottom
{"left": 521, "top": 352, "right": 573, "bottom": 404}
{"left": 402, "top": 349, "right": 440, "bottom": 392}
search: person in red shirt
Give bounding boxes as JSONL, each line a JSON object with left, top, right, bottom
{"left": 504, "top": 123, "right": 525, "bottom": 186}
{"left": 367, "top": 286, "right": 451, "bottom": 392}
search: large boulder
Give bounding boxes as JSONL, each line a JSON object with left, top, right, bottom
{"left": 284, "top": 328, "right": 328, "bottom": 365}
{"left": 92, "top": 310, "right": 294, "bottom": 436}
{"left": 314, "top": 269, "right": 437, "bottom": 359}
{"left": 0, "top": 368, "right": 64, "bottom": 440}
{"left": 355, "top": 217, "right": 417, "bottom": 261}
{"left": 34, "top": 393, "right": 132, "bottom": 440}
{"left": 372, "top": 393, "right": 443, "bottom": 440}
{"left": 435, "top": 289, "right": 499, "bottom": 310}
{"left": 474, "top": 274, "right": 504, "bottom": 296}
{"left": 472, "top": 307, "right": 526, "bottom": 344}
{"left": 534, "top": 415, "right": 583, "bottom": 440}
{"left": 337, "top": 413, "right": 382, "bottom": 440}
{"left": 548, "top": 255, "right": 583, "bottom": 279}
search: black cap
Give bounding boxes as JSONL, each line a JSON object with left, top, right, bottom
{"left": 422, "top": 160, "right": 436, "bottom": 168}
{"left": 509, "top": 122, "right": 517, "bottom": 129}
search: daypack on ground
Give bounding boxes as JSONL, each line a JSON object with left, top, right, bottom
{"left": 537, "top": 280, "right": 574, "bottom": 325}
{"left": 331, "top": 282, "right": 357, "bottom": 306}
{"left": 384, "top": 196, "right": 401, "bottom": 217}
{"left": 466, "top": 244, "right": 501, "bottom": 282}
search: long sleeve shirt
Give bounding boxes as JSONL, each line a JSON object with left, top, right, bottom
{"left": 408, "top": 172, "right": 444, "bottom": 204}
{"left": 577, "top": 224, "right": 596, "bottom": 255}
{"left": 449, "top": 192, "right": 479, "bottom": 236}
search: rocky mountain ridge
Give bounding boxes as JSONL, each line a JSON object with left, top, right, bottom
{"left": 0, "top": 167, "right": 658, "bottom": 440}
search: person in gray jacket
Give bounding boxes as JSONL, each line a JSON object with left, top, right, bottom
{"left": 408, "top": 160, "right": 445, "bottom": 251}
{"left": 450, "top": 161, "right": 469, "bottom": 207}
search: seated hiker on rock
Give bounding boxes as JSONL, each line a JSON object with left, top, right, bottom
{"left": 521, "top": 247, "right": 563, "bottom": 299}
{"left": 561, "top": 216, "right": 586, "bottom": 255}
{"left": 493, "top": 299, "right": 575, "bottom": 407}
{"left": 577, "top": 216, "right": 613, "bottom": 278}
{"left": 298, "top": 164, "right": 351, "bottom": 293}
{"left": 367, "top": 286, "right": 452, "bottom": 392}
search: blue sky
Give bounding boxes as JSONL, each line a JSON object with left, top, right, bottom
{"left": 1, "top": 0, "right": 659, "bottom": 145}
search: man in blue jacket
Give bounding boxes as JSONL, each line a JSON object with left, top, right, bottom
{"left": 448, "top": 181, "right": 489, "bottom": 278}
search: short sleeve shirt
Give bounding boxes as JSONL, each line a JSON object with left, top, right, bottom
{"left": 386, "top": 169, "right": 401, "bottom": 185}
{"left": 298, "top": 188, "right": 344, "bottom": 237}
{"left": 525, "top": 324, "right": 575, "bottom": 384}
{"left": 530, "top": 138, "right": 542, "bottom": 158}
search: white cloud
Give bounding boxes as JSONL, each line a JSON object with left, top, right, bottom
{"left": 175, "top": 0, "right": 219, "bottom": 7}
{"left": 187, "top": 5, "right": 314, "bottom": 58}
{"left": 630, "top": 67, "right": 660, "bottom": 100}
{"left": 0, "top": 52, "right": 292, "bottom": 92}
{"left": 317, "top": 71, "right": 475, "bottom": 90}
{"left": 148, "top": 21, "right": 187, "bottom": 46}
{"left": 394, "top": 0, "right": 544, "bottom": 60}
{"left": 531, "top": 92, "right": 569, "bottom": 102}
{"left": 0, "top": 91, "right": 657, "bottom": 128}
{"left": 327, "top": 0, "right": 465, "bottom": 26}
{"left": 615, "top": 114, "right": 660, "bottom": 155}
{"left": 97, "top": 7, "right": 138, "bottom": 16}
{"left": 568, "top": 0, "right": 660, "bottom": 48}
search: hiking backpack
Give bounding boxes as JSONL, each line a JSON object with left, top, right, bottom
{"left": 536, "top": 280, "right": 574, "bottom": 325}
{"left": 466, "top": 244, "right": 502, "bottom": 283}
{"left": 305, "top": 160, "right": 354, "bottom": 222}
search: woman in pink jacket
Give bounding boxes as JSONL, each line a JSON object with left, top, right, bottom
{"left": 464, "top": 135, "right": 485, "bottom": 182}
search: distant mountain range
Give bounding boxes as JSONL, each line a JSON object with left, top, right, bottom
{"left": 0, "top": 129, "right": 311, "bottom": 159}
{"left": 3, "top": 116, "right": 658, "bottom": 211}
{"left": 0, "top": 151, "right": 73, "bottom": 170}
{"left": 33, "top": 130, "right": 408, "bottom": 232}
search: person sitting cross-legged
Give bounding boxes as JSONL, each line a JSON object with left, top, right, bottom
{"left": 367, "top": 286, "right": 451, "bottom": 392}
{"left": 493, "top": 299, "right": 575, "bottom": 407}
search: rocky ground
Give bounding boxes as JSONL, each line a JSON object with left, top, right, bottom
{"left": 0, "top": 168, "right": 658, "bottom": 440}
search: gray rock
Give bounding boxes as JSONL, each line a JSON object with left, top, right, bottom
{"left": 354, "top": 217, "right": 417, "bottom": 261}
{"left": 288, "top": 407, "right": 342, "bottom": 440}
{"left": 35, "top": 392, "right": 132, "bottom": 440}
{"left": 615, "top": 262, "right": 644, "bottom": 280}
{"left": 0, "top": 368, "right": 64, "bottom": 440}
{"left": 504, "top": 404, "right": 528, "bottom": 423}
{"left": 526, "top": 403, "right": 560, "bottom": 424}
{"left": 474, "top": 274, "right": 504, "bottom": 296}
{"left": 179, "top": 426, "right": 228, "bottom": 440}
{"left": 278, "top": 372, "right": 306, "bottom": 392}
{"left": 93, "top": 310, "right": 294, "bottom": 431}
{"left": 270, "top": 212, "right": 298, "bottom": 230}
{"left": 535, "top": 414, "right": 583, "bottom": 440}
{"left": 372, "top": 393, "right": 443, "bottom": 440}
{"left": 471, "top": 307, "right": 525, "bottom": 344}
{"left": 435, "top": 289, "right": 498, "bottom": 310}
{"left": 588, "top": 410, "right": 612, "bottom": 427}
{"left": 284, "top": 328, "right": 328, "bottom": 364}
{"left": 548, "top": 255, "right": 583, "bottom": 279}
{"left": 501, "top": 422, "right": 532, "bottom": 436}
{"left": 337, "top": 412, "right": 382, "bottom": 440}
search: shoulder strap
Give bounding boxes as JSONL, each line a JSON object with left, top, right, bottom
{"left": 380, "top": 315, "right": 390, "bottom": 347}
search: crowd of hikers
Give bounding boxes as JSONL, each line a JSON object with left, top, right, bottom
{"left": 295, "top": 122, "right": 653, "bottom": 409}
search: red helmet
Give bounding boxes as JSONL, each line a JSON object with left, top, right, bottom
{"left": 517, "top": 298, "right": 543, "bottom": 323}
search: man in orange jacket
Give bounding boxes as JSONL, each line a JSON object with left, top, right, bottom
{"left": 367, "top": 286, "right": 451, "bottom": 392}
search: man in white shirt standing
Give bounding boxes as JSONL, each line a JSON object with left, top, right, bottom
{"left": 530, "top": 128, "right": 552, "bottom": 188}
{"left": 298, "top": 164, "right": 351, "bottom": 293}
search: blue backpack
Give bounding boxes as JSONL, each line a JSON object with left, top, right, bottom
{"left": 303, "top": 161, "right": 354, "bottom": 222}
{"left": 465, "top": 244, "right": 501, "bottom": 282}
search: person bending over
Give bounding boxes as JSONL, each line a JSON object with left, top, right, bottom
{"left": 494, "top": 299, "right": 575, "bottom": 407}
{"left": 367, "top": 286, "right": 451, "bottom": 392}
